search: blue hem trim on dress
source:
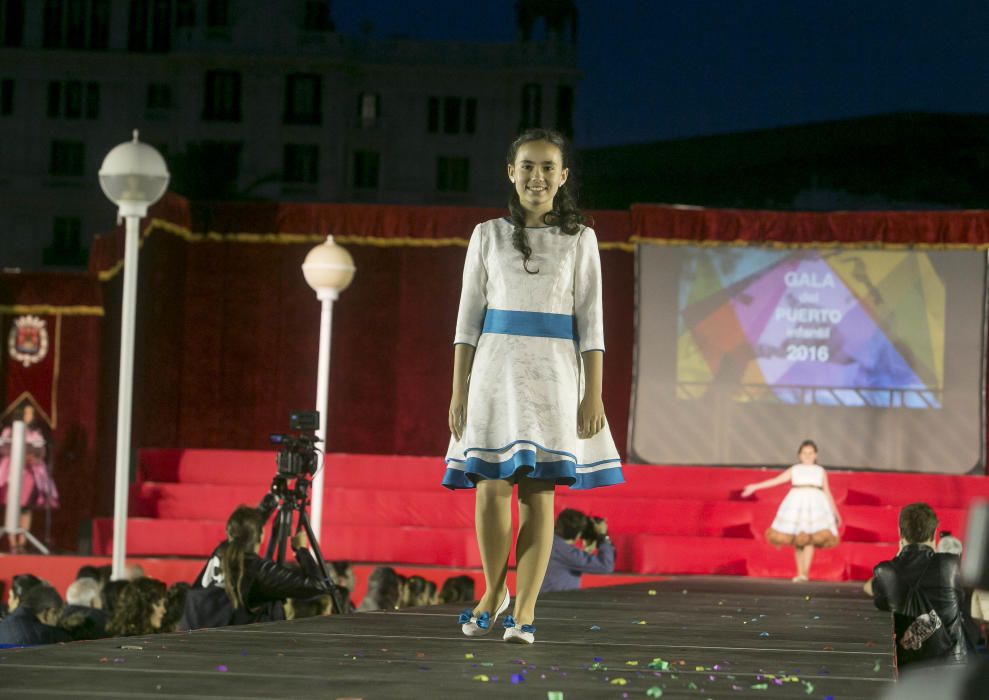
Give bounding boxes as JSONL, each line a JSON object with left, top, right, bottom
{"left": 442, "top": 448, "right": 624, "bottom": 491}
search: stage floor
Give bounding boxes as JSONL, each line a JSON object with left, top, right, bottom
{"left": 0, "top": 577, "right": 894, "bottom": 698}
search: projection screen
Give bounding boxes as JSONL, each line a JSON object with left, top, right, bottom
{"left": 630, "top": 245, "right": 987, "bottom": 473}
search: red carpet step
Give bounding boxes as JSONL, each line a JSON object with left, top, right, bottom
{"left": 90, "top": 450, "right": 989, "bottom": 581}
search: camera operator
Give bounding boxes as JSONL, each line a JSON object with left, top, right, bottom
{"left": 540, "top": 509, "right": 615, "bottom": 593}
{"left": 181, "top": 505, "right": 327, "bottom": 629}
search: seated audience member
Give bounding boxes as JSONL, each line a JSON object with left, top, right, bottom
{"left": 182, "top": 506, "right": 327, "bottom": 629}
{"left": 6, "top": 573, "right": 42, "bottom": 615}
{"left": 426, "top": 579, "right": 438, "bottom": 605}
{"left": 401, "top": 575, "right": 433, "bottom": 608}
{"left": 438, "top": 575, "right": 475, "bottom": 605}
{"left": 327, "top": 561, "right": 356, "bottom": 612}
{"left": 59, "top": 577, "right": 109, "bottom": 641}
{"left": 871, "top": 503, "right": 972, "bottom": 667}
{"left": 124, "top": 564, "right": 146, "bottom": 581}
{"left": 357, "top": 567, "right": 401, "bottom": 611}
{"left": 0, "top": 583, "right": 72, "bottom": 646}
{"left": 107, "top": 578, "right": 167, "bottom": 637}
{"left": 328, "top": 561, "right": 355, "bottom": 591}
{"left": 75, "top": 565, "right": 101, "bottom": 582}
{"left": 936, "top": 532, "right": 984, "bottom": 650}
{"left": 541, "top": 509, "right": 615, "bottom": 593}
{"left": 285, "top": 595, "right": 333, "bottom": 620}
{"left": 101, "top": 579, "right": 129, "bottom": 617}
{"left": 159, "top": 582, "right": 190, "bottom": 633}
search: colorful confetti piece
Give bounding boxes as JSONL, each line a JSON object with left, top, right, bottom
{"left": 473, "top": 674, "right": 489, "bottom": 682}
{"left": 646, "top": 688, "right": 663, "bottom": 698}
{"left": 511, "top": 673, "right": 525, "bottom": 684}
{"left": 547, "top": 693, "right": 564, "bottom": 700}
{"left": 215, "top": 665, "right": 228, "bottom": 673}
{"left": 610, "top": 678, "right": 628, "bottom": 686}
{"left": 648, "top": 590, "right": 657, "bottom": 596}
{"left": 465, "top": 653, "right": 474, "bottom": 659}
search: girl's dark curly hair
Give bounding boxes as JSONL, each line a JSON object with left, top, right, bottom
{"left": 506, "top": 128, "right": 586, "bottom": 274}
{"left": 106, "top": 577, "right": 166, "bottom": 637}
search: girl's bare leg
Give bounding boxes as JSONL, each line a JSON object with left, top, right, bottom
{"left": 512, "top": 476, "right": 556, "bottom": 625}
{"left": 801, "top": 544, "right": 815, "bottom": 579}
{"left": 472, "top": 478, "right": 513, "bottom": 616}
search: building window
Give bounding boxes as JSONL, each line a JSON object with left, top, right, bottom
{"left": 129, "top": 0, "right": 172, "bottom": 52}
{"left": 437, "top": 156, "right": 469, "bottom": 193}
{"left": 353, "top": 150, "right": 379, "bottom": 189}
{"left": 443, "top": 97, "right": 461, "bottom": 134}
{"left": 428, "top": 96, "right": 477, "bottom": 135}
{"left": 357, "top": 92, "right": 380, "bottom": 127}
{"left": 89, "top": 0, "right": 108, "bottom": 48}
{"left": 47, "top": 81, "right": 99, "bottom": 119}
{"left": 203, "top": 70, "right": 241, "bottom": 121}
{"left": 206, "top": 0, "right": 229, "bottom": 27}
{"left": 556, "top": 85, "right": 573, "bottom": 137}
{"left": 1, "top": 0, "right": 25, "bottom": 47}
{"left": 43, "top": 0, "right": 63, "bottom": 47}
{"left": 0, "top": 79, "right": 13, "bottom": 115}
{"left": 147, "top": 82, "right": 172, "bottom": 110}
{"left": 85, "top": 81, "right": 99, "bottom": 118}
{"left": 44, "top": 217, "right": 86, "bottom": 266}
{"left": 50, "top": 141, "right": 85, "bottom": 176}
{"left": 521, "top": 83, "right": 542, "bottom": 130}
{"left": 283, "top": 144, "right": 318, "bottom": 184}
{"left": 45, "top": 0, "right": 108, "bottom": 50}
{"left": 175, "top": 0, "right": 195, "bottom": 27}
{"left": 284, "top": 74, "right": 321, "bottom": 125}
{"left": 427, "top": 97, "right": 439, "bottom": 133}
{"left": 465, "top": 98, "right": 477, "bottom": 134}
{"left": 303, "top": 0, "right": 332, "bottom": 31}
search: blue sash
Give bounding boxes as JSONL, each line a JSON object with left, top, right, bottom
{"left": 481, "top": 309, "right": 578, "bottom": 341}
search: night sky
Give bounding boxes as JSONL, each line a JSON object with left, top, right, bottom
{"left": 333, "top": 1, "right": 989, "bottom": 148}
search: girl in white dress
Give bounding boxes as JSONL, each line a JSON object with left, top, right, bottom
{"left": 741, "top": 440, "right": 841, "bottom": 582}
{"left": 445, "top": 129, "right": 624, "bottom": 644}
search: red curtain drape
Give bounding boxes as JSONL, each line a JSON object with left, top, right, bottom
{"left": 0, "top": 273, "right": 103, "bottom": 550}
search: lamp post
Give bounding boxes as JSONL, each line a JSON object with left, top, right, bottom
{"left": 99, "top": 130, "right": 169, "bottom": 580}
{"left": 301, "top": 236, "right": 355, "bottom": 543}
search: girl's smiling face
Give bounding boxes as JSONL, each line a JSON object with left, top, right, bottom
{"left": 507, "top": 140, "right": 568, "bottom": 222}
{"left": 798, "top": 445, "right": 818, "bottom": 465}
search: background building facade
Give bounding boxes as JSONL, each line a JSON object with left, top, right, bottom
{"left": 0, "top": 0, "right": 578, "bottom": 269}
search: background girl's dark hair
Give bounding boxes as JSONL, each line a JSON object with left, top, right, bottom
{"left": 506, "top": 128, "right": 586, "bottom": 273}
{"left": 798, "top": 439, "right": 818, "bottom": 455}
{"left": 220, "top": 506, "right": 265, "bottom": 610}
{"left": 106, "top": 577, "right": 167, "bottom": 636}
{"left": 554, "top": 508, "right": 587, "bottom": 539}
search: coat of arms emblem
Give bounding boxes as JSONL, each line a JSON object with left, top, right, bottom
{"left": 8, "top": 315, "right": 49, "bottom": 368}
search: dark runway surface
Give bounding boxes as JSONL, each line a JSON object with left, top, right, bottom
{"left": 0, "top": 578, "right": 894, "bottom": 698}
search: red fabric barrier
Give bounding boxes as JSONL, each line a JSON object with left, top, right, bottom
{"left": 631, "top": 204, "right": 989, "bottom": 247}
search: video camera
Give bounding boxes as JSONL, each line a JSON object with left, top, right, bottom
{"left": 270, "top": 410, "right": 321, "bottom": 478}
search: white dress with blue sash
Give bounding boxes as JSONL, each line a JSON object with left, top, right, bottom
{"left": 443, "top": 218, "right": 624, "bottom": 490}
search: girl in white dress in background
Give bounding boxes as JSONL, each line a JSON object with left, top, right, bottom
{"left": 741, "top": 440, "right": 841, "bottom": 582}
{"left": 444, "top": 129, "right": 624, "bottom": 644}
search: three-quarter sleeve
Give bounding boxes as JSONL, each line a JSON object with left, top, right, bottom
{"left": 574, "top": 227, "right": 605, "bottom": 353}
{"left": 453, "top": 224, "right": 488, "bottom": 347}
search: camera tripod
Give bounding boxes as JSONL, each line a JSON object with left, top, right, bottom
{"left": 261, "top": 471, "right": 348, "bottom": 615}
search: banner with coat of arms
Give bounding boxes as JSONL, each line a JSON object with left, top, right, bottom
{"left": 2, "top": 314, "right": 60, "bottom": 427}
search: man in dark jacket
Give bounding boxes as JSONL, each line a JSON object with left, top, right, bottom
{"left": 0, "top": 583, "right": 72, "bottom": 647}
{"left": 872, "top": 502, "right": 971, "bottom": 667}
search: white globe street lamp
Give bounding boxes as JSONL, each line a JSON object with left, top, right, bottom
{"left": 301, "top": 236, "right": 355, "bottom": 543}
{"left": 99, "top": 130, "right": 169, "bottom": 580}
